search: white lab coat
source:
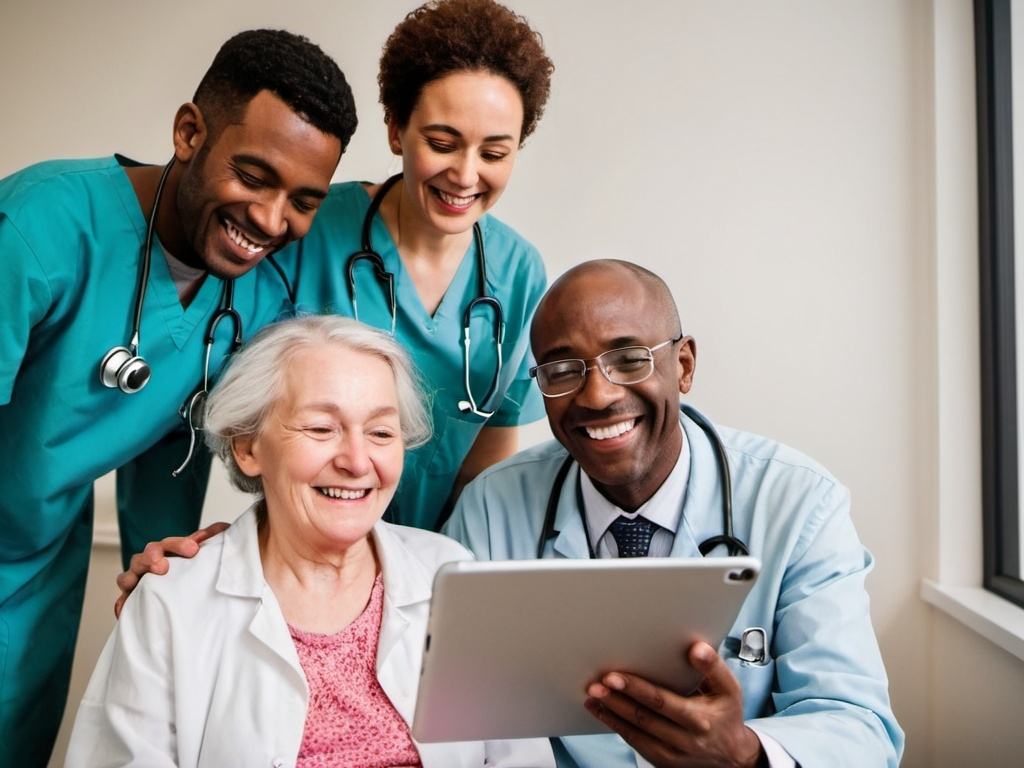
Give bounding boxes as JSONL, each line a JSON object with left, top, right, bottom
{"left": 65, "top": 506, "right": 553, "bottom": 768}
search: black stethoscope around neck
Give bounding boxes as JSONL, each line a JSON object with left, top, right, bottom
{"left": 99, "top": 160, "right": 240, "bottom": 395}
{"left": 346, "top": 173, "right": 505, "bottom": 418}
{"left": 537, "top": 403, "right": 750, "bottom": 559}
{"left": 97, "top": 159, "right": 243, "bottom": 473}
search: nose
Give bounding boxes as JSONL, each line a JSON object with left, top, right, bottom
{"left": 248, "top": 193, "right": 289, "bottom": 240}
{"left": 448, "top": 151, "right": 480, "bottom": 189}
{"left": 572, "top": 363, "right": 626, "bottom": 411}
{"left": 333, "top": 432, "right": 372, "bottom": 477}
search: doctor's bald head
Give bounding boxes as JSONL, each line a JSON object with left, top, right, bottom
{"left": 529, "top": 260, "right": 695, "bottom": 512}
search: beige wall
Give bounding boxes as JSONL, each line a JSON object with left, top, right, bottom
{"left": 2, "top": 1, "right": 1021, "bottom": 765}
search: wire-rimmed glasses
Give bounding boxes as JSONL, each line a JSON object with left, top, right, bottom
{"left": 529, "top": 335, "right": 683, "bottom": 398}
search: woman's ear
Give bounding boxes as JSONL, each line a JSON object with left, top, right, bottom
{"left": 386, "top": 120, "right": 403, "bottom": 155}
{"left": 172, "top": 103, "right": 208, "bottom": 163}
{"left": 232, "top": 435, "right": 262, "bottom": 479}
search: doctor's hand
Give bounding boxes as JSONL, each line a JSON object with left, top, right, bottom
{"left": 113, "top": 522, "right": 230, "bottom": 618}
{"left": 584, "top": 641, "right": 767, "bottom": 768}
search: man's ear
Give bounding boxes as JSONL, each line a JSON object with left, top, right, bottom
{"left": 172, "top": 103, "right": 208, "bottom": 163}
{"left": 231, "top": 435, "right": 262, "bottom": 479}
{"left": 678, "top": 336, "right": 697, "bottom": 395}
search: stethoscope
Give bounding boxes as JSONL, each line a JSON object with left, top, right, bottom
{"left": 97, "top": 159, "right": 243, "bottom": 473}
{"left": 536, "top": 403, "right": 750, "bottom": 559}
{"left": 346, "top": 174, "right": 505, "bottom": 418}
{"left": 172, "top": 285, "right": 242, "bottom": 476}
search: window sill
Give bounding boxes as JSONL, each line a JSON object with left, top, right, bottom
{"left": 921, "top": 579, "right": 1024, "bottom": 662}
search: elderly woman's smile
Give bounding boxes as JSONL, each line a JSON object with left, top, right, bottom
{"left": 317, "top": 486, "right": 371, "bottom": 500}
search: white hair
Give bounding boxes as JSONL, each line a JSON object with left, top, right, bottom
{"left": 203, "top": 315, "right": 432, "bottom": 495}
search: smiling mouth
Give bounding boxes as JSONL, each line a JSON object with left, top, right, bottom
{"left": 317, "top": 487, "right": 369, "bottom": 500}
{"left": 225, "top": 220, "right": 268, "bottom": 254}
{"left": 433, "top": 187, "right": 479, "bottom": 208}
{"left": 585, "top": 418, "right": 637, "bottom": 441}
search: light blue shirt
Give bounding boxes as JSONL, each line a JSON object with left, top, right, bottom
{"left": 444, "top": 405, "right": 905, "bottom": 768}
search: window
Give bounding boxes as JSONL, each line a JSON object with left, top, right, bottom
{"left": 977, "top": 0, "right": 1024, "bottom": 607}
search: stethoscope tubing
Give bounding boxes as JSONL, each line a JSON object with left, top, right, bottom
{"left": 345, "top": 173, "right": 505, "bottom": 417}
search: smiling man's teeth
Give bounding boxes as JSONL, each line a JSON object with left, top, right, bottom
{"left": 318, "top": 487, "right": 369, "bottom": 500}
{"left": 437, "top": 189, "right": 476, "bottom": 207}
{"left": 585, "top": 419, "right": 636, "bottom": 441}
{"left": 226, "top": 221, "right": 265, "bottom": 254}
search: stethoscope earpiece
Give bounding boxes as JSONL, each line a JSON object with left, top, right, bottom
{"left": 99, "top": 346, "right": 152, "bottom": 393}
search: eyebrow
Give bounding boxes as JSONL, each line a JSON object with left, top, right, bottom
{"left": 420, "top": 124, "right": 517, "bottom": 144}
{"left": 232, "top": 153, "right": 329, "bottom": 199}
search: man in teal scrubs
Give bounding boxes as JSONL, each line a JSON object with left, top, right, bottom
{"left": 0, "top": 29, "right": 357, "bottom": 766}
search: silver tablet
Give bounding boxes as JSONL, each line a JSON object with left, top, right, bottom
{"left": 411, "top": 555, "right": 761, "bottom": 743}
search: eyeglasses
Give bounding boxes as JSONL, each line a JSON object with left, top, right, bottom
{"left": 529, "top": 335, "right": 683, "bottom": 398}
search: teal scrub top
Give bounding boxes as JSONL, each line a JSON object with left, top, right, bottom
{"left": 0, "top": 156, "right": 286, "bottom": 566}
{"left": 0, "top": 156, "right": 288, "bottom": 762}
{"left": 280, "top": 180, "right": 547, "bottom": 530}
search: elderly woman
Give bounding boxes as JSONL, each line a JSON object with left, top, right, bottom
{"left": 66, "top": 316, "right": 553, "bottom": 768}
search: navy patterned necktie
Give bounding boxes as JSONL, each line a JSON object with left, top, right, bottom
{"left": 608, "top": 515, "right": 658, "bottom": 557}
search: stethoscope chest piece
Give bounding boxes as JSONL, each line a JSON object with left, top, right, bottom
{"left": 99, "top": 346, "right": 152, "bottom": 393}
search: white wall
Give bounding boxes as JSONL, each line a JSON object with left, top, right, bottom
{"left": 2, "top": 1, "right": 1020, "bottom": 765}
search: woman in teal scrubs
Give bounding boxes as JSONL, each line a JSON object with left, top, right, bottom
{"left": 288, "top": 0, "right": 555, "bottom": 531}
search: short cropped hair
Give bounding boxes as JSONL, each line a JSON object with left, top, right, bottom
{"left": 378, "top": 0, "right": 554, "bottom": 145}
{"left": 194, "top": 28, "right": 358, "bottom": 151}
{"left": 204, "top": 316, "right": 432, "bottom": 496}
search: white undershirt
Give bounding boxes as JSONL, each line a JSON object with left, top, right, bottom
{"left": 161, "top": 243, "right": 206, "bottom": 305}
{"left": 582, "top": 426, "right": 690, "bottom": 558}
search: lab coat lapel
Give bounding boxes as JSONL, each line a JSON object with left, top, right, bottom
{"left": 215, "top": 508, "right": 306, "bottom": 688}
{"left": 372, "top": 523, "right": 430, "bottom": 722}
{"left": 671, "top": 409, "right": 725, "bottom": 559}
{"left": 370, "top": 524, "right": 485, "bottom": 768}
{"left": 551, "top": 463, "right": 593, "bottom": 559}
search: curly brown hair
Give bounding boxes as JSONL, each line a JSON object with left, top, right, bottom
{"left": 378, "top": 0, "right": 554, "bottom": 145}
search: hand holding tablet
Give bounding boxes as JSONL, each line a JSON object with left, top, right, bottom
{"left": 412, "top": 556, "right": 761, "bottom": 742}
